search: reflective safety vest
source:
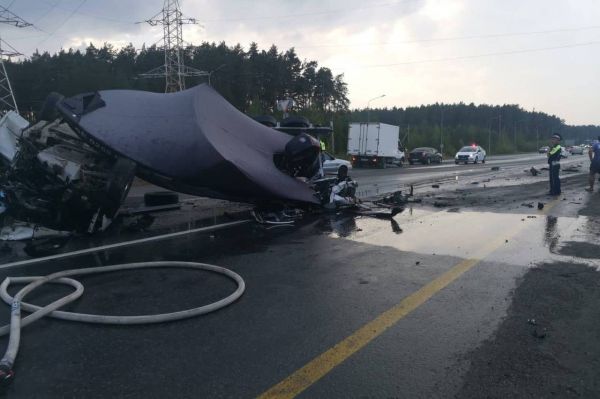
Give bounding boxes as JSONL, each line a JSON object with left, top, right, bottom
{"left": 320, "top": 140, "right": 326, "bottom": 151}
{"left": 548, "top": 144, "right": 561, "bottom": 165}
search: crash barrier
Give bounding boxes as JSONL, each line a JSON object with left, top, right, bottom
{"left": 0, "top": 261, "right": 245, "bottom": 385}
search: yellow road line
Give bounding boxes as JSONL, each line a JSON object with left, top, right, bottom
{"left": 258, "top": 200, "right": 559, "bottom": 399}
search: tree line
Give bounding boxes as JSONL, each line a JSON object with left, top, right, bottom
{"left": 346, "top": 103, "right": 600, "bottom": 156}
{"left": 4, "top": 40, "right": 599, "bottom": 156}
{"left": 5, "top": 41, "right": 349, "bottom": 116}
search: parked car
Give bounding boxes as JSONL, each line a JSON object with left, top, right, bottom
{"left": 408, "top": 147, "right": 442, "bottom": 165}
{"left": 538, "top": 146, "right": 550, "bottom": 153}
{"left": 322, "top": 152, "right": 352, "bottom": 175}
{"left": 569, "top": 145, "right": 584, "bottom": 155}
{"left": 454, "top": 145, "right": 486, "bottom": 164}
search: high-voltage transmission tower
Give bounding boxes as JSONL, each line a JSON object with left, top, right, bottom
{"left": 139, "top": 0, "right": 208, "bottom": 92}
{"left": 0, "top": 6, "right": 32, "bottom": 113}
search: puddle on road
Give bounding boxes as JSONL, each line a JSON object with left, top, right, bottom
{"left": 324, "top": 208, "right": 588, "bottom": 267}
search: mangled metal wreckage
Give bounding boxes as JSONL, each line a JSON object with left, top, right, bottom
{"left": 0, "top": 84, "right": 401, "bottom": 236}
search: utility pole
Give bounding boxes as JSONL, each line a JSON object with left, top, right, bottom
{"left": 498, "top": 114, "right": 502, "bottom": 140}
{"left": 440, "top": 106, "right": 444, "bottom": 155}
{"left": 0, "top": 6, "right": 33, "bottom": 113}
{"left": 488, "top": 122, "right": 492, "bottom": 157}
{"left": 139, "top": 0, "right": 208, "bottom": 92}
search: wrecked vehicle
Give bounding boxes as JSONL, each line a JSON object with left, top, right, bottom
{"left": 0, "top": 110, "right": 135, "bottom": 234}
{"left": 0, "top": 84, "right": 403, "bottom": 235}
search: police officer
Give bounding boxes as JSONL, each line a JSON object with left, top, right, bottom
{"left": 547, "top": 133, "right": 562, "bottom": 196}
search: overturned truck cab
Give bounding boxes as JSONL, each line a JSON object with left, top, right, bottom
{"left": 0, "top": 84, "right": 364, "bottom": 234}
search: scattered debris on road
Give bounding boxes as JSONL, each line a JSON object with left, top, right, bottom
{"left": 529, "top": 167, "right": 540, "bottom": 176}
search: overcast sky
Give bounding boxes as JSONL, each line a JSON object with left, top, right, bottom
{"left": 2, "top": 0, "right": 599, "bottom": 125}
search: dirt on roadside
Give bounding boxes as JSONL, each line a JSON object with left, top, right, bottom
{"left": 456, "top": 189, "right": 600, "bottom": 398}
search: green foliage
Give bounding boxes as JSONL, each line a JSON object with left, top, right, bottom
{"left": 5, "top": 41, "right": 598, "bottom": 157}
{"left": 355, "top": 103, "right": 600, "bottom": 155}
{"left": 6, "top": 41, "right": 350, "bottom": 117}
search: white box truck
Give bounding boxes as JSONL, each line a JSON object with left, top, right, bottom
{"left": 347, "top": 122, "right": 405, "bottom": 168}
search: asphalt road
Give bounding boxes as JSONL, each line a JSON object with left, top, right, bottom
{"left": 0, "top": 152, "right": 597, "bottom": 398}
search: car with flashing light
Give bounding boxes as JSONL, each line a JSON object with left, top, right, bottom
{"left": 454, "top": 145, "right": 486, "bottom": 164}
{"left": 408, "top": 147, "right": 443, "bottom": 165}
{"left": 322, "top": 151, "right": 352, "bottom": 175}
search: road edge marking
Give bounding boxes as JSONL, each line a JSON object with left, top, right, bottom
{"left": 0, "top": 220, "right": 251, "bottom": 271}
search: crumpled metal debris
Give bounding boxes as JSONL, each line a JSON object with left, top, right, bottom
{"left": 0, "top": 223, "right": 71, "bottom": 241}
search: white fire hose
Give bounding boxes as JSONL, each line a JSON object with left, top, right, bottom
{"left": 0, "top": 261, "right": 245, "bottom": 385}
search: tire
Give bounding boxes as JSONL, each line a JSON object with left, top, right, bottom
{"left": 104, "top": 158, "right": 136, "bottom": 217}
{"left": 380, "top": 158, "right": 387, "bottom": 169}
{"left": 482, "top": 157, "right": 486, "bottom": 164}
{"left": 280, "top": 116, "right": 310, "bottom": 128}
{"left": 144, "top": 191, "right": 180, "bottom": 207}
{"left": 474, "top": 157, "right": 478, "bottom": 164}
{"left": 455, "top": 161, "right": 459, "bottom": 164}
{"left": 409, "top": 161, "right": 414, "bottom": 165}
{"left": 253, "top": 115, "right": 277, "bottom": 127}
{"left": 338, "top": 165, "right": 348, "bottom": 178}
{"left": 38, "top": 92, "right": 64, "bottom": 121}
{"left": 426, "top": 157, "right": 431, "bottom": 165}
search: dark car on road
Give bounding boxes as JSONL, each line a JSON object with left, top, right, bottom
{"left": 408, "top": 147, "right": 443, "bottom": 165}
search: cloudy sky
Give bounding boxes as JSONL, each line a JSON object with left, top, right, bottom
{"left": 2, "top": 0, "right": 600, "bottom": 125}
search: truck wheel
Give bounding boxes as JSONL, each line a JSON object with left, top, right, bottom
{"left": 39, "top": 92, "right": 64, "bottom": 121}
{"left": 380, "top": 158, "right": 387, "bottom": 169}
{"left": 253, "top": 115, "right": 277, "bottom": 127}
{"left": 280, "top": 116, "right": 310, "bottom": 128}
{"left": 426, "top": 158, "right": 431, "bottom": 165}
{"left": 104, "top": 158, "right": 136, "bottom": 217}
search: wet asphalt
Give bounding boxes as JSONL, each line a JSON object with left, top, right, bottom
{"left": 0, "top": 153, "right": 597, "bottom": 398}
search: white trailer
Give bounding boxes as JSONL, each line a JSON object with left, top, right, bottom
{"left": 347, "top": 122, "right": 405, "bottom": 168}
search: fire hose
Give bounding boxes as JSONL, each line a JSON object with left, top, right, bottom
{"left": 0, "top": 261, "right": 245, "bottom": 385}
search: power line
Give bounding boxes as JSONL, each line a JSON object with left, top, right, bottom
{"left": 35, "top": 0, "right": 87, "bottom": 46}
{"left": 199, "top": 0, "right": 422, "bottom": 23}
{"left": 294, "top": 25, "right": 600, "bottom": 49}
{"left": 341, "top": 40, "right": 600, "bottom": 70}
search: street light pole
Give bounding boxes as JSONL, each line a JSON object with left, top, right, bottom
{"left": 208, "top": 64, "right": 226, "bottom": 86}
{"left": 489, "top": 114, "right": 500, "bottom": 156}
{"left": 366, "top": 94, "right": 385, "bottom": 124}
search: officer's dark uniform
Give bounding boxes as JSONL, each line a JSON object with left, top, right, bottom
{"left": 548, "top": 136, "right": 562, "bottom": 195}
